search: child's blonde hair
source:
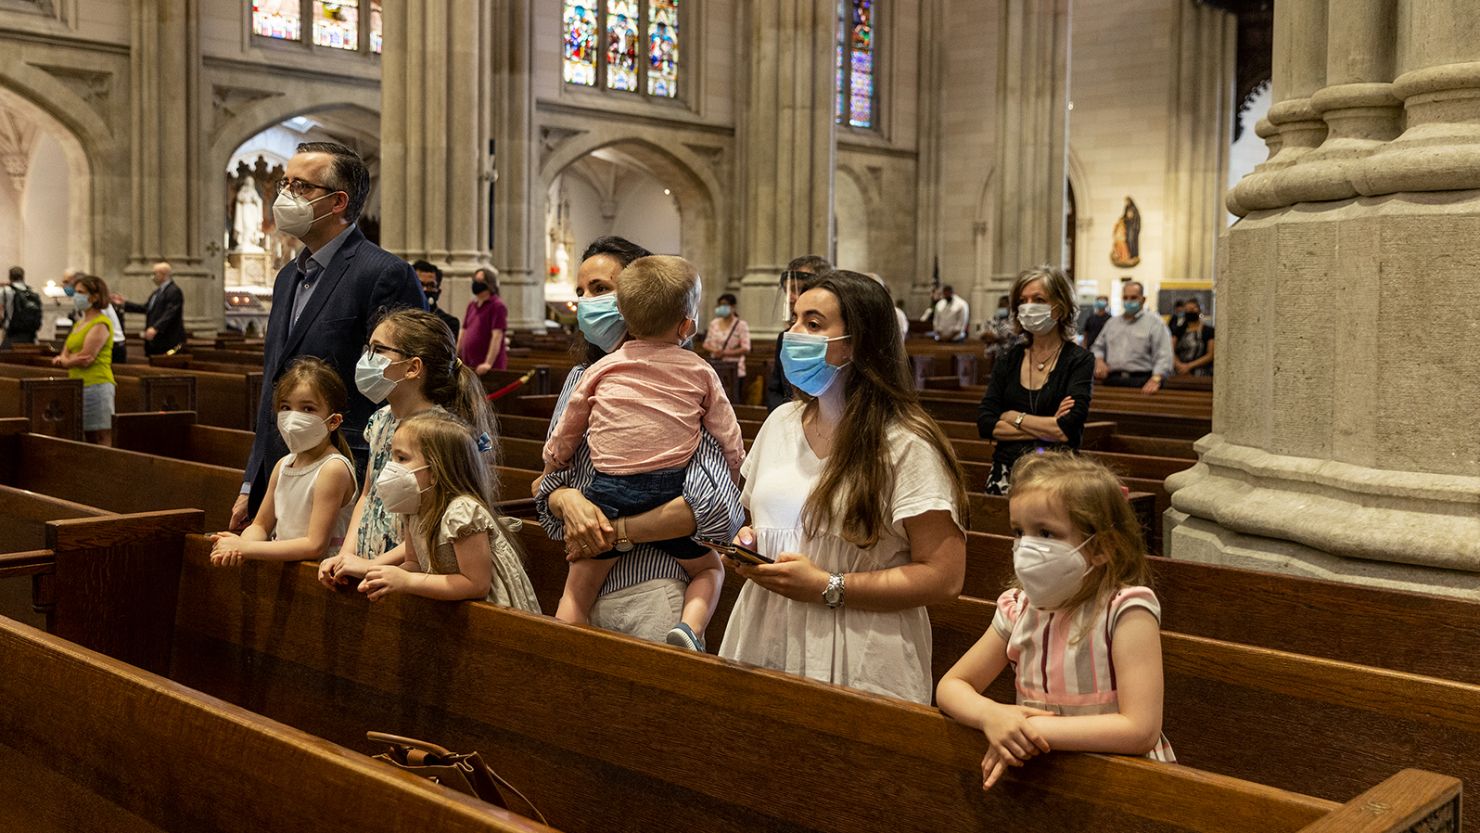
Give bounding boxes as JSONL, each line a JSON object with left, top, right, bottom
{"left": 272, "top": 356, "right": 355, "bottom": 462}
{"left": 397, "top": 411, "right": 515, "bottom": 567}
{"left": 1010, "top": 451, "right": 1151, "bottom": 613}
{"left": 615, "top": 255, "right": 702, "bottom": 338}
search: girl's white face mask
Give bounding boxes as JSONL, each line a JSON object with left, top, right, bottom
{"left": 276, "top": 410, "right": 331, "bottom": 454}
{"left": 376, "top": 461, "right": 429, "bottom": 514}
{"left": 1012, "top": 534, "right": 1097, "bottom": 609}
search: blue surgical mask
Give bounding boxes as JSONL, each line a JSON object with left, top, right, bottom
{"left": 780, "top": 332, "right": 852, "bottom": 396}
{"left": 577, "top": 293, "right": 627, "bottom": 353}
{"left": 63, "top": 285, "right": 75, "bottom": 297}
{"left": 1093, "top": 299, "right": 1108, "bottom": 311}
{"left": 73, "top": 293, "right": 90, "bottom": 311}
{"left": 715, "top": 304, "right": 733, "bottom": 318}
{"left": 1123, "top": 299, "right": 1142, "bottom": 314}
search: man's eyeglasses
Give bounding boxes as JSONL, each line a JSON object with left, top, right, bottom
{"left": 274, "top": 177, "right": 336, "bottom": 199}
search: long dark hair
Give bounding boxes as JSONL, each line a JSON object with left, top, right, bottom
{"left": 573, "top": 236, "right": 652, "bottom": 366}
{"left": 795, "top": 271, "right": 969, "bottom": 547}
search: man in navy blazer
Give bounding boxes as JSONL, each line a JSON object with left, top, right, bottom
{"left": 231, "top": 141, "right": 425, "bottom": 528}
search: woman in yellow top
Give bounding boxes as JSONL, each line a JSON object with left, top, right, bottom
{"left": 51, "top": 273, "right": 115, "bottom": 445}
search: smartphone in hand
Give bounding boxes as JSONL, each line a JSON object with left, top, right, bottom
{"left": 695, "top": 537, "right": 774, "bottom": 566}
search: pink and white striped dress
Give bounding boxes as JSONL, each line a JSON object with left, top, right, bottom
{"left": 992, "top": 586, "right": 1176, "bottom": 763}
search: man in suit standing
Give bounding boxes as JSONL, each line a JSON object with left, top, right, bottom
{"left": 113, "top": 262, "right": 186, "bottom": 355}
{"left": 229, "top": 141, "right": 425, "bottom": 529}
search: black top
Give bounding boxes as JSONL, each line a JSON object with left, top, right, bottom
{"left": 1082, "top": 311, "right": 1111, "bottom": 351}
{"left": 977, "top": 341, "right": 1095, "bottom": 466}
{"left": 431, "top": 303, "right": 461, "bottom": 342}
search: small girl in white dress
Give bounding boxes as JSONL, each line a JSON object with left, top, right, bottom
{"left": 210, "top": 357, "right": 357, "bottom": 566}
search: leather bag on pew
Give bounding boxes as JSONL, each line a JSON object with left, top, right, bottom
{"left": 368, "top": 731, "right": 547, "bottom": 825}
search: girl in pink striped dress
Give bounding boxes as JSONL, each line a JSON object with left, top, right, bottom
{"left": 937, "top": 452, "right": 1174, "bottom": 791}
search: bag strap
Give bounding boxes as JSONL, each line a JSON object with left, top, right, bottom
{"left": 478, "top": 762, "right": 548, "bottom": 827}
{"left": 366, "top": 731, "right": 457, "bottom": 759}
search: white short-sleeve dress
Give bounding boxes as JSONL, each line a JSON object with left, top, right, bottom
{"left": 717, "top": 401, "right": 963, "bottom": 704}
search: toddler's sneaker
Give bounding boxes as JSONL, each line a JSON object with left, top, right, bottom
{"left": 665, "top": 623, "right": 705, "bottom": 652}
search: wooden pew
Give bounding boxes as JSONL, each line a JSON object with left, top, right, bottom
{"left": 488, "top": 437, "right": 1156, "bottom": 539}
{"left": 920, "top": 395, "right": 1212, "bottom": 440}
{"left": 0, "top": 362, "right": 197, "bottom": 414}
{"left": 510, "top": 523, "right": 1479, "bottom": 830}
{"left": 112, "top": 411, "right": 253, "bottom": 469}
{"left": 957, "top": 529, "right": 1480, "bottom": 685}
{"left": 112, "top": 539, "right": 1468, "bottom": 831}
{"left": 11, "top": 515, "right": 1468, "bottom": 832}
{"left": 0, "top": 618, "right": 553, "bottom": 833}
{"left": 0, "top": 375, "right": 82, "bottom": 440}
{"left": 0, "top": 484, "right": 108, "bottom": 628}
{"left": 0, "top": 433, "right": 240, "bottom": 532}
{"left": 928, "top": 595, "right": 1475, "bottom": 832}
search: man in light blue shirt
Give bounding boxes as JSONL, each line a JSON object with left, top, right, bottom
{"left": 1091, "top": 281, "right": 1174, "bottom": 394}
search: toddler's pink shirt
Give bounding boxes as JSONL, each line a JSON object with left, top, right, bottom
{"left": 544, "top": 339, "right": 746, "bottom": 475}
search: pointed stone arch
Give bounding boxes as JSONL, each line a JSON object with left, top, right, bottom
{"left": 541, "top": 132, "right": 724, "bottom": 306}
{"left": 0, "top": 62, "right": 107, "bottom": 278}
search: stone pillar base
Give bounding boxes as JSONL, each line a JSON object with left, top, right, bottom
{"left": 1166, "top": 509, "right": 1480, "bottom": 602}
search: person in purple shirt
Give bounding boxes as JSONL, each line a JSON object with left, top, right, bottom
{"left": 458, "top": 267, "right": 508, "bottom": 373}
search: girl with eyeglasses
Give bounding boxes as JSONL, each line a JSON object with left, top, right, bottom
{"left": 326, "top": 308, "right": 498, "bottom": 564}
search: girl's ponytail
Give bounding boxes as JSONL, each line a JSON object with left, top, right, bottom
{"left": 374, "top": 308, "right": 502, "bottom": 493}
{"left": 448, "top": 360, "right": 500, "bottom": 472}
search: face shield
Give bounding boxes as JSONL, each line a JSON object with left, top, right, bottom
{"left": 773, "top": 270, "right": 810, "bottom": 326}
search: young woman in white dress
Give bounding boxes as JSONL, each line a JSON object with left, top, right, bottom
{"left": 718, "top": 270, "right": 969, "bottom": 704}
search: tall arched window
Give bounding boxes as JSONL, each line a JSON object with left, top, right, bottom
{"left": 563, "top": 1, "right": 681, "bottom": 100}
{"left": 835, "top": 0, "right": 876, "bottom": 128}
{"left": 251, "top": 0, "right": 381, "bottom": 54}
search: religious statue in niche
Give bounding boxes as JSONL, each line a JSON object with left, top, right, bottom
{"left": 1110, "top": 196, "right": 1141, "bottom": 268}
{"left": 233, "top": 180, "right": 266, "bottom": 252}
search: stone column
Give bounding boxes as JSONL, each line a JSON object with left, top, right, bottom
{"left": 979, "top": 0, "right": 1069, "bottom": 317}
{"left": 1167, "top": 0, "right": 1480, "bottom": 600}
{"left": 1162, "top": 0, "right": 1235, "bottom": 281}
{"left": 1225, "top": 0, "right": 1328, "bottom": 214}
{"left": 1276, "top": 0, "right": 1402, "bottom": 203}
{"left": 129, "top": 0, "right": 212, "bottom": 330}
{"left": 737, "top": 0, "right": 837, "bottom": 338}
{"left": 911, "top": 0, "right": 945, "bottom": 314}
{"left": 487, "top": 0, "right": 542, "bottom": 331}
{"left": 381, "top": 0, "right": 492, "bottom": 316}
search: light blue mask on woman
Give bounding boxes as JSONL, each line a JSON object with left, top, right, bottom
{"left": 577, "top": 293, "right": 627, "bottom": 353}
{"left": 780, "top": 332, "right": 852, "bottom": 396}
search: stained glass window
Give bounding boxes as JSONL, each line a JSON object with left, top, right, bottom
{"left": 565, "top": 1, "right": 681, "bottom": 99}
{"left": 647, "top": 0, "right": 679, "bottom": 98}
{"left": 563, "top": 2, "right": 598, "bottom": 86}
{"left": 606, "top": 0, "right": 640, "bottom": 92}
{"left": 836, "top": 0, "right": 876, "bottom": 128}
{"left": 313, "top": 0, "right": 359, "bottom": 51}
{"left": 369, "top": 0, "right": 382, "bottom": 54}
{"left": 252, "top": 0, "right": 301, "bottom": 41}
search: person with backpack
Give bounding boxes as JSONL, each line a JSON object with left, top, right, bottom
{"left": 1, "top": 266, "right": 43, "bottom": 348}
